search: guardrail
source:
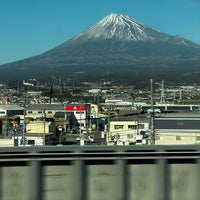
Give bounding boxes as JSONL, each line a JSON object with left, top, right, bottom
{"left": 1, "top": 145, "right": 200, "bottom": 200}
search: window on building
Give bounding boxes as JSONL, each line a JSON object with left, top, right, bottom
{"left": 113, "top": 134, "right": 120, "bottom": 140}
{"left": 138, "top": 124, "right": 145, "bottom": 129}
{"left": 156, "top": 135, "right": 160, "bottom": 140}
{"left": 114, "top": 125, "right": 124, "bottom": 129}
{"left": 28, "top": 140, "right": 35, "bottom": 145}
{"left": 196, "top": 136, "right": 200, "bottom": 141}
{"left": 177, "top": 122, "right": 184, "bottom": 126}
{"left": 80, "top": 123, "right": 84, "bottom": 127}
{"left": 76, "top": 111, "right": 84, "bottom": 114}
{"left": 128, "top": 125, "right": 137, "bottom": 130}
{"left": 127, "top": 134, "right": 133, "bottom": 139}
{"left": 176, "top": 136, "right": 181, "bottom": 140}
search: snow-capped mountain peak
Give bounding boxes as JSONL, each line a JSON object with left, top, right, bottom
{"left": 1, "top": 13, "right": 200, "bottom": 81}
{"left": 73, "top": 13, "right": 162, "bottom": 41}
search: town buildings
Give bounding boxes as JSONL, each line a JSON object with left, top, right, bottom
{"left": 1, "top": 79, "right": 200, "bottom": 146}
{"left": 2, "top": 102, "right": 200, "bottom": 146}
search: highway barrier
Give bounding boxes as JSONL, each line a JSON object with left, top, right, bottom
{"left": 1, "top": 145, "right": 200, "bottom": 200}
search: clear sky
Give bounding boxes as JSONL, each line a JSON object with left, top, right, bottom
{"left": 1, "top": 0, "right": 200, "bottom": 65}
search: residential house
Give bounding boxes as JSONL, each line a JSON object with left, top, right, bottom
{"left": 17, "top": 121, "right": 56, "bottom": 146}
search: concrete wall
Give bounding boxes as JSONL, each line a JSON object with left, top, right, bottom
{"left": 0, "top": 139, "right": 14, "bottom": 146}
{"left": 26, "top": 121, "right": 52, "bottom": 134}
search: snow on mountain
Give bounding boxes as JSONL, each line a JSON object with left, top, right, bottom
{"left": 1, "top": 12, "right": 200, "bottom": 81}
{"left": 72, "top": 13, "right": 199, "bottom": 48}
{"left": 73, "top": 13, "right": 167, "bottom": 41}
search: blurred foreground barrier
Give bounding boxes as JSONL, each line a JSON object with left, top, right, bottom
{"left": 1, "top": 145, "right": 200, "bottom": 200}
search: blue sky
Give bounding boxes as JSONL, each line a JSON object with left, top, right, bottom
{"left": 1, "top": 0, "right": 200, "bottom": 64}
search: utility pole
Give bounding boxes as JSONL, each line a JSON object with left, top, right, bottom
{"left": 43, "top": 98, "right": 46, "bottom": 146}
{"left": 150, "top": 79, "right": 155, "bottom": 145}
{"left": 160, "top": 80, "right": 165, "bottom": 104}
{"left": 23, "top": 93, "right": 26, "bottom": 146}
{"left": 79, "top": 104, "right": 84, "bottom": 146}
{"left": 96, "top": 94, "right": 99, "bottom": 132}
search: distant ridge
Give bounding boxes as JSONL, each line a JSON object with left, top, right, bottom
{"left": 1, "top": 13, "right": 200, "bottom": 84}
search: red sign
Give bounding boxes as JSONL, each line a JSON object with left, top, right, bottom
{"left": 66, "top": 105, "right": 87, "bottom": 111}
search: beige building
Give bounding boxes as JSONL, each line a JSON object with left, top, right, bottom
{"left": 155, "top": 130, "right": 200, "bottom": 145}
{"left": 108, "top": 117, "right": 139, "bottom": 144}
{"left": 16, "top": 121, "right": 56, "bottom": 146}
{"left": 154, "top": 112, "right": 200, "bottom": 145}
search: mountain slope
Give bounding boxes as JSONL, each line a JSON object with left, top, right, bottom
{"left": 1, "top": 13, "right": 200, "bottom": 83}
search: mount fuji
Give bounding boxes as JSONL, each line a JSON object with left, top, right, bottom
{"left": 1, "top": 13, "right": 200, "bottom": 83}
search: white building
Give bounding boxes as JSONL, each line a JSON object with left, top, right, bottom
{"left": 65, "top": 104, "right": 91, "bottom": 129}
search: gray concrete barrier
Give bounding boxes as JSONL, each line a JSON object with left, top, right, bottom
{"left": 1, "top": 145, "right": 200, "bottom": 200}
